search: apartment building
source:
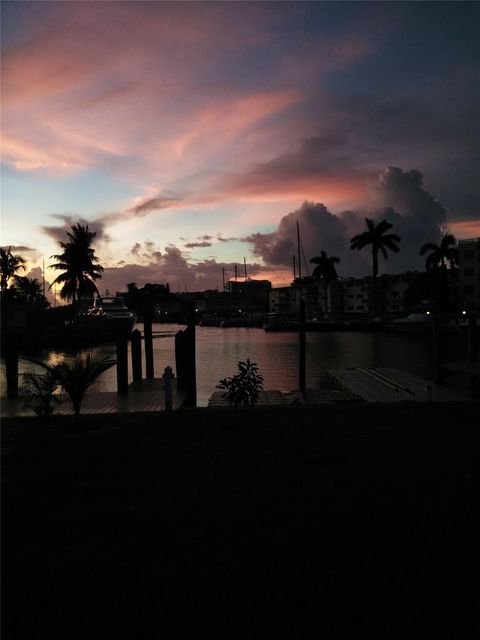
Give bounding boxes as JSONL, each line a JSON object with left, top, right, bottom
{"left": 458, "top": 238, "right": 480, "bottom": 310}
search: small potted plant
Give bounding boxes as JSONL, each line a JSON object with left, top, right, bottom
{"left": 217, "top": 358, "right": 264, "bottom": 407}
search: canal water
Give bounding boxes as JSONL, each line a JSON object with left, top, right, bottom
{"left": 1, "top": 324, "right": 469, "bottom": 406}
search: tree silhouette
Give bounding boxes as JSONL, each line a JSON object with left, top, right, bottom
{"left": 31, "top": 353, "right": 116, "bottom": 424}
{"left": 420, "top": 233, "right": 458, "bottom": 271}
{"left": 419, "top": 233, "right": 458, "bottom": 311}
{"left": 350, "top": 218, "right": 401, "bottom": 318}
{"left": 310, "top": 250, "right": 340, "bottom": 314}
{"left": 49, "top": 224, "right": 104, "bottom": 313}
{"left": 13, "top": 276, "right": 49, "bottom": 310}
{"left": 0, "top": 246, "right": 26, "bottom": 292}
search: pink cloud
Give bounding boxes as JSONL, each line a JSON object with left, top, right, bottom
{"left": 449, "top": 220, "right": 480, "bottom": 240}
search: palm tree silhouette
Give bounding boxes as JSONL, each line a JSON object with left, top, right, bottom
{"left": 50, "top": 224, "right": 104, "bottom": 313}
{"left": 0, "top": 246, "right": 26, "bottom": 292}
{"left": 14, "top": 276, "right": 48, "bottom": 309}
{"left": 310, "top": 250, "right": 340, "bottom": 314}
{"left": 420, "top": 233, "right": 458, "bottom": 270}
{"left": 350, "top": 218, "right": 401, "bottom": 318}
{"left": 30, "top": 353, "right": 116, "bottom": 424}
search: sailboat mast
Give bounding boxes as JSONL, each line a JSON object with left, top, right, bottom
{"left": 296, "top": 221, "right": 302, "bottom": 279}
{"left": 292, "top": 254, "right": 296, "bottom": 280}
{"left": 244, "top": 257, "right": 247, "bottom": 281}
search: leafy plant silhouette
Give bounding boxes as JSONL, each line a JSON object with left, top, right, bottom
{"left": 21, "top": 369, "right": 63, "bottom": 419}
{"left": 217, "top": 358, "right": 264, "bottom": 407}
{"left": 29, "top": 354, "right": 116, "bottom": 423}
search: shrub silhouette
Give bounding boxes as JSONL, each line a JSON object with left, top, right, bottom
{"left": 30, "top": 354, "right": 116, "bottom": 423}
{"left": 21, "top": 369, "right": 63, "bottom": 419}
{"left": 217, "top": 358, "right": 264, "bottom": 407}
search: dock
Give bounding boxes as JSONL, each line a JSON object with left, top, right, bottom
{"left": 208, "top": 367, "right": 471, "bottom": 407}
{"left": 1, "top": 378, "right": 186, "bottom": 418}
{"left": 328, "top": 367, "right": 470, "bottom": 403}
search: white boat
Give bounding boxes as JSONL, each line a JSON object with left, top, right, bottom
{"left": 388, "top": 313, "right": 432, "bottom": 332}
{"left": 87, "top": 296, "right": 137, "bottom": 334}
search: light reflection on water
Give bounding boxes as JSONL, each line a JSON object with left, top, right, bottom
{"left": 2, "top": 323, "right": 467, "bottom": 406}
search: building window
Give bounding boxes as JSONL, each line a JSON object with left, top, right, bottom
{"left": 465, "top": 285, "right": 475, "bottom": 294}
{"left": 463, "top": 250, "right": 474, "bottom": 260}
{"left": 464, "top": 267, "right": 475, "bottom": 277}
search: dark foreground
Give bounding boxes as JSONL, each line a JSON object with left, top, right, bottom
{"left": 3, "top": 403, "right": 480, "bottom": 637}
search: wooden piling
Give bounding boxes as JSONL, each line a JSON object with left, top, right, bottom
{"left": 431, "top": 309, "right": 442, "bottom": 384}
{"left": 175, "top": 329, "right": 186, "bottom": 390}
{"left": 174, "top": 304, "right": 197, "bottom": 407}
{"left": 299, "top": 298, "right": 306, "bottom": 391}
{"left": 187, "top": 304, "right": 197, "bottom": 407}
{"left": 116, "top": 337, "right": 129, "bottom": 395}
{"left": 163, "top": 366, "right": 173, "bottom": 411}
{"left": 131, "top": 329, "right": 142, "bottom": 381}
{"left": 144, "top": 307, "right": 154, "bottom": 379}
{"left": 467, "top": 312, "right": 477, "bottom": 364}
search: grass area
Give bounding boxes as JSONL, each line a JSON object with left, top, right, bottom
{"left": 3, "top": 403, "right": 480, "bottom": 637}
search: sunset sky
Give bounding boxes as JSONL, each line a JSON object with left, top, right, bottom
{"left": 2, "top": 0, "right": 479, "bottom": 296}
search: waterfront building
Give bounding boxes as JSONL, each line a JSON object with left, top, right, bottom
{"left": 269, "top": 286, "right": 296, "bottom": 317}
{"left": 269, "top": 272, "right": 418, "bottom": 321}
{"left": 458, "top": 238, "right": 480, "bottom": 311}
{"left": 226, "top": 279, "right": 272, "bottom": 314}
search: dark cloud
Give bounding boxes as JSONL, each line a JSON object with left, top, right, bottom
{"left": 366, "top": 167, "right": 447, "bottom": 272}
{"left": 223, "top": 133, "right": 364, "bottom": 199}
{"left": 130, "top": 242, "right": 142, "bottom": 256}
{"left": 128, "top": 196, "right": 182, "bottom": 216}
{"left": 217, "top": 83, "right": 480, "bottom": 217}
{"left": 42, "top": 215, "right": 110, "bottom": 247}
{"left": 130, "top": 240, "right": 163, "bottom": 262}
{"left": 244, "top": 167, "right": 451, "bottom": 277}
{"left": 217, "top": 235, "right": 238, "bottom": 242}
{"left": 184, "top": 241, "right": 212, "bottom": 249}
{"left": 100, "top": 244, "right": 275, "bottom": 294}
{"left": 245, "top": 200, "right": 366, "bottom": 276}
{"left": 1, "top": 244, "right": 36, "bottom": 253}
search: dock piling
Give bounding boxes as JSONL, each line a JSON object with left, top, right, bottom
{"left": 131, "top": 329, "right": 142, "bottom": 381}
{"left": 144, "top": 308, "right": 154, "bottom": 379}
{"left": 467, "top": 312, "right": 477, "bottom": 364}
{"left": 116, "top": 337, "right": 129, "bottom": 395}
{"left": 164, "top": 366, "right": 173, "bottom": 411}
{"left": 299, "top": 298, "right": 306, "bottom": 391}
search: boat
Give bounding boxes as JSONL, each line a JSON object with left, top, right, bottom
{"left": 86, "top": 296, "right": 137, "bottom": 334}
{"left": 263, "top": 315, "right": 344, "bottom": 332}
{"left": 387, "top": 312, "right": 465, "bottom": 334}
{"left": 387, "top": 312, "right": 432, "bottom": 332}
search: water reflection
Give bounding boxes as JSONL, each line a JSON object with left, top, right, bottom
{"left": 2, "top": 323, "right": 466, "bottom": 406}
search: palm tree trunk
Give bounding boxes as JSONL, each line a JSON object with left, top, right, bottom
{"left": 324, "top": 280, "right": 328, "bottom": 314}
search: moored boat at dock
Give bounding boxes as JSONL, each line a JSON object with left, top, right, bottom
{"left": 86, "top": 296, "right": 137, "bottom": 334}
